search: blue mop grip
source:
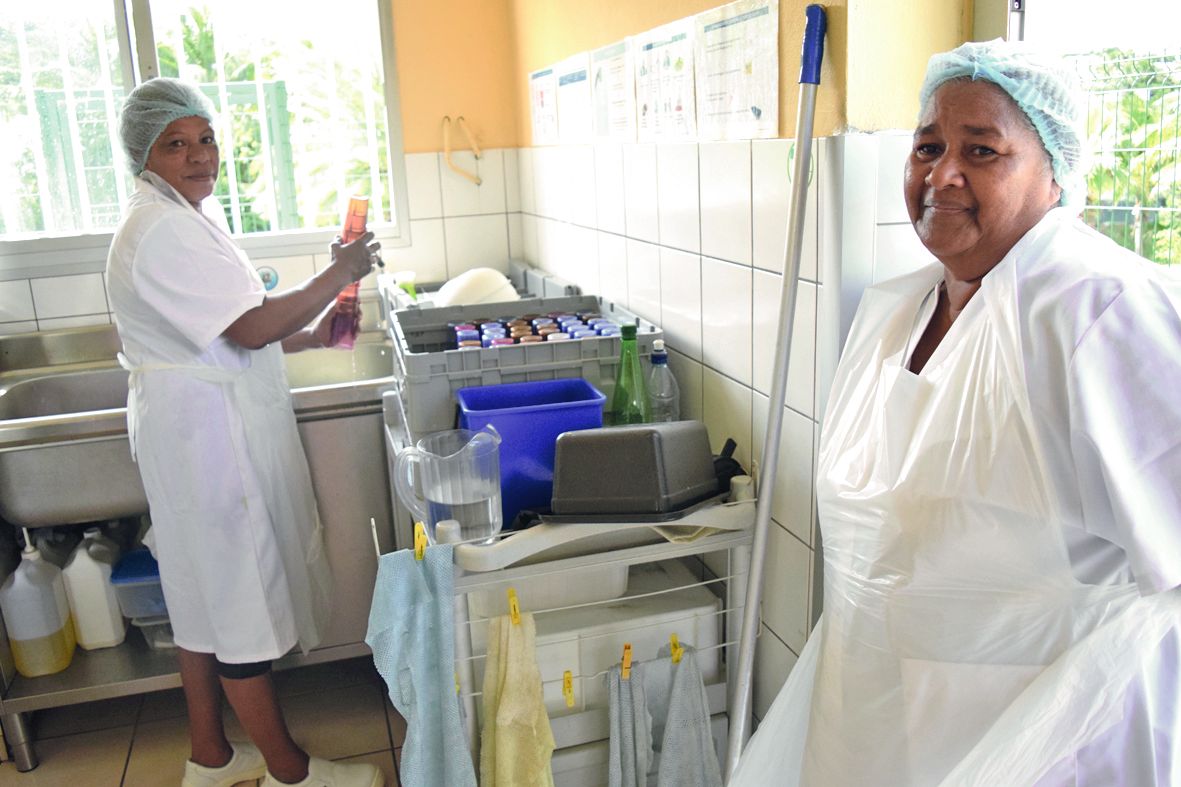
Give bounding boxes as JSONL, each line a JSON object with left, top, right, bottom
{"left": 799, "top": 5, "right": 827, "bottom": 85}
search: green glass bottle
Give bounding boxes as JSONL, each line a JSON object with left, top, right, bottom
{"left": 607, "top": 324, "right": 651, "bottom": 425}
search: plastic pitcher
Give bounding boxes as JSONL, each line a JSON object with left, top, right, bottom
{"left": 394, "top": 425, "right": 503, "bottom": 544}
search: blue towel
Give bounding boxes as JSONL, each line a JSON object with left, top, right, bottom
{"left": 366, "top": 545, "right": 476, "bottom": 787}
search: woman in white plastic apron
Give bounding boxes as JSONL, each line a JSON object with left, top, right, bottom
{"left": 106, "top": 79, "right": 383, "bottom": 787}
{"left": 734, "top": 41, "right": 1181, "bottom": 786}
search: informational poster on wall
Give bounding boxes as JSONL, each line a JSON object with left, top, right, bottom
{"left": 634, "top": 19, "right": 697, "bottom": 142}
{"left": 556, "top": 54, "right": 593, "bottom": 144}
{"left": 591, "top": 40, "right": 636, "bottom": 141}
{"left": 695, "top": 0, "right": 779, "bottom": 139}
{"left": 530, "top": 67, "right": 559, "bottom": 145}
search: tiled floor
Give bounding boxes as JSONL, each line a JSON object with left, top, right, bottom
{"left": 0, "top": 657, "right": 406, "bottom": 786}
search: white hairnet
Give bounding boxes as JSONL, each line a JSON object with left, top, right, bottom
{"left": 118, "top": 78, "right": 217, "bottom": 176}
{"left": 919, "top": 40, "right": 1084, "bottom": 206}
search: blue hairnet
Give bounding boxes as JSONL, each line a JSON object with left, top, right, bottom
{"left": 118, "top": 78, "right": 216, "bottom": 176}
{"left": 919, "top": 40, "right": 1084, "bottom": 206}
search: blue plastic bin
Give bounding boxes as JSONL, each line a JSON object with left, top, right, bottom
{"left": 110, "top": 548, "right": 169, "bottom": 619}
{"left": 456, "top": 378, "right": 606, "bottom": 526}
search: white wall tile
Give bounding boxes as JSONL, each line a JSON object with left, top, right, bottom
{"left": 702, "top": 368, "right": 753, "bottom": 470}
{"left": 38, "top": 314, "right": 110, "bottom": 330}
{"left": 440, "top": 149, "right": 506, "bottom": 217}
{"left": 625, "top": 238, "right": 661, "bottom": 327}
{"left": 876, "top": 132, "right": 914, "bottom": 225}
{"left": 594, "top": 144, "right": 626, "bottom": 235}
{"left": 0, "top": 321, "right": 38, "bottom": 336}
{"left": 753, "top": 395, "right": 815, "bottom": 546}
{"left": 30, "top": 273, "right": 108, "bottom": 320}
{"left": 565, "top": 225, "right": 600, "bottom": 296}
{"left": 668, "top": 350, "right": 703, "bottom": 423}
{"left": 507, "top": 213, "right": 524, "bottom": 260}
{"left": 253, "top": 255, "right": 315, "bottom": 294}
{"left": 656, "top": 143, "right": 700, "bottom": 252}
{"left": 753, "top": 274, "right": 817, "bottom": 417}
{"left": 763, "top": 523, "right": 812, "bottom": 653}
{"left": 521, "top": 214, "right": 539, "bottom": 265}
{"left": 533, "top": 147, "right": 562, "bottom": 220}
{"left": 403, "top": 152, "right": 442, "bottom": 219}
{"left": 815, "top": 281, "right": 840, "bottom": 419}
{"left": 567, "top": 145, "right": 597, "bottom": 228}
{"left": 874, "top": 223, "right": 935, "bottom": 283}
{"left": 754, "top": 629, "right": 798, "bottom": 721}
{"left": 519, "top": 147, "right": 537, "bottom": 215}
{"left": 753, "top": 139, "right": 818, "bottom": 281}
{"left": 503, "top": 148, "right": 522, "bottom": 213}
{"left": 700, "top": 141, "right": 752, "bottom": 265}
{"left": 444, "top": 215, "right": 510, "bottom": 277}
{"left": 598, "top": 232, "right": 629, "bottom": 308}
{"left": 0, "top": 279, "right": 35, "bottom": 322}
{"left": 377, "top": 219, "right": 447, "bottom": 284}
{"left": 536, "top": 218, "right": 565, "bottom": 275}
{"left": 701, "top": 257, "right": 752, "bottom": 386}
{"left": 658, "top": 247, "right": 702, "bottom": 361}
{"left": 622, "top": 143, "right": 659, "bottom": 243}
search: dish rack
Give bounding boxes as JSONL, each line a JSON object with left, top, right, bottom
{"left": 377, "top": 283, "right": 757, "bottom": 783}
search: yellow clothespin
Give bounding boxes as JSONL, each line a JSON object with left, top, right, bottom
{"left": 670, "top": 633, "right": 684, "bottom": 664}
{"left": 508, "top": 587, "right": 521, "bottom": 625}
{"left": 455, "top": 671, "right": 461, "bottom": 696}
{"left": 413, "top": 522, "right": 427, "bottom": 561}
{"left": 621, "top": 643, "right": 633, "bottom": 680}
{"left": 563, "top": 670, "right": 575, "bottom": 708}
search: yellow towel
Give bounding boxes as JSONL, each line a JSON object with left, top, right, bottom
{"left": 480, "top": 613, "right": 556, "bottom": 786}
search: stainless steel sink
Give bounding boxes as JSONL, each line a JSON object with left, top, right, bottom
{"left": 0, "top": 324, "right": 396, "bottom": 527}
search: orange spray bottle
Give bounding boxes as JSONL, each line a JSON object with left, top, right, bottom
{"left": 330, "top": 196, "right": 369, "bottom": 348}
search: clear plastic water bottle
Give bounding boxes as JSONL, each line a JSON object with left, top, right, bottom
{"left": 648, "top": 339, "right": 680, "bottom": 422}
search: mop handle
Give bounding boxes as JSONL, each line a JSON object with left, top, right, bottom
{"left": 724, "top": 5, "right": 826, "bottom": 783}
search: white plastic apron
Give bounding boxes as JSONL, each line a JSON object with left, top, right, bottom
{"left": 121, "top": 343, "right": 332, "bottom": 656}
{"left": 735, "top": 258, "right": 1181, "bottom": 786}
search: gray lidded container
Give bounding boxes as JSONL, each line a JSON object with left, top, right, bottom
{"left": 550, "top": 421, "right": 719, "bottom": 515}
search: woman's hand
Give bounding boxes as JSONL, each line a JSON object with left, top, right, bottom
{"left": 329, "top": 231, "right": 380, "bottom": 286}
{"left": 307, "top": 300, "right": 364, "bottom": 349}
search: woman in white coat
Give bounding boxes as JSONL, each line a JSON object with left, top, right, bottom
{"left": 734, "top": 41, "right": 1181, "bottom": 785}
{"left": 106, "top": 78, "right": 383, "bottom": 787}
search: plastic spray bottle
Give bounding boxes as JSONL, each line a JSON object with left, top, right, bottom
{"left": 330, "top": 195, "right": 369, "bottom": 349}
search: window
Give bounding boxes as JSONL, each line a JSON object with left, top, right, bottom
{"left": 0, "top": 0, "right": 407, "bottom": 247}
{"left": 1071, "top": 49, "right": 1180, "bottom": 266}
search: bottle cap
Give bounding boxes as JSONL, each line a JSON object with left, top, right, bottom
{"left": 653, "top": 339, "right": 666, "bottom": 352}
{"left": 621, "top": 324, "right": 637, "bottom": 340}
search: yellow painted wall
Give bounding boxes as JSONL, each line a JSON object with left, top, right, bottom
{"left": 509, "top": 0, "right": 848, "bottom": 140}
{"left": 845, "top": 0, "right": 970, "bottom": 130}
{"left": 391, "top": 0, "right": 520, "bottom": 152}
{"left": 388, "top": 0, "right": 967, "bottom": 151}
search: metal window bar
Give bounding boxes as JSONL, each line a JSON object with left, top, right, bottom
{"left": 1070, "top": 47, "right": 1181, "bottom": 265}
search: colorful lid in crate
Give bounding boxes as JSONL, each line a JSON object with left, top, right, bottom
{"left": 111, "top": 548, "right": 161, "bottom": 584}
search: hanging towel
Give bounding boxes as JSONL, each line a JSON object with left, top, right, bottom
{"left": 365, "top": 545, "right": 476, "bottom": 787}
{"left": 480, "top": 612, "right": 556, "bottom": 786}
{"left": 607, "top": 643, "right": 723, "bottom": 787}
{"left": 607, "top": 659, "right": 652, "bottom": 787}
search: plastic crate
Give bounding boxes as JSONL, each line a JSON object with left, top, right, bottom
{"left": 391, "top": 295, "right": 661, "bottom": 436}
{"left": 110, "top": 549, "right": 168, "bottom": 620}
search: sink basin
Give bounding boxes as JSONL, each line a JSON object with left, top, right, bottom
{"left": 0, "top": 324, "right": 396, "bottom": 527}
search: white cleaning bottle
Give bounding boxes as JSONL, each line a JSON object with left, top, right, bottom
{"left": 62, "top": 528, "right": 126, "bottom": 649}
{"left": 0, "top": 530, "right": 76, "bottom": 677}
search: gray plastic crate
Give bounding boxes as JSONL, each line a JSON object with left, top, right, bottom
{"left": 392, "top": 295, "right": 662, "bottom": 436}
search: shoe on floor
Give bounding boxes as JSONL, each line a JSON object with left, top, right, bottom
{"left": 260, "top": 756, "right": 383, "bottom": 787}
{"left": 182, "top": 742, "right": 268, "bottom": 787}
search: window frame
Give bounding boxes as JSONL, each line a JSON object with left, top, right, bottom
{"left": 0, "top": 0, "right": 411, "bottom": 279}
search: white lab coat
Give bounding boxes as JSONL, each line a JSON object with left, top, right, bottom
{"left": 106, "top": 173, "right": 331, "bottom": 662}
{"left": 733, "top": 208, "right": 1181, "bottom": 786}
